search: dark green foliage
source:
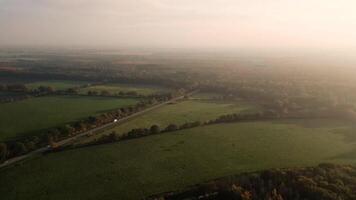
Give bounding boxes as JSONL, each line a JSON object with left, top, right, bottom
{"left": 5, "top": 84, "right": 28, "bottom": 93}
{"left": 151, "top": 164, "right": 356, "bottom": 200}
{"left": 150, "top": 125, "right": 160, "bottom": 134}
{"left": 179, "top": 121, "right": 201, "bottom": 129}
{"left": 164, "top": 124, "right": 178, "bottom": 132}
{"left": 12, "top": 142, "right": 28, "bottom": 155}
{"left": 0, "top": 142, "right": 7, "bottom": 163}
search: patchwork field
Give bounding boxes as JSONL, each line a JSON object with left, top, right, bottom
{"left": 0, "top": 96, "right": 139, "bottom": 141}
{"left": 78, "top": 83, "right": 170, "bottom": 96}
{"left": 26, "top": 80, "right": 90, "bottom": 90}
{"left": 1, "top": 119, "right": 355, "bottom": 200}
{"left": 76, "top": 97, "right": 260, "bottom": 145}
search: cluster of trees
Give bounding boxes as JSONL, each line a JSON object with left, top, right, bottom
{"left": 206, "top": 112, "right": 274, "bottom": 125}
{"left": 0, "top": 135, "right": 45, "bottom": 163}
{"left": 0, "top": 84, "right": 30, "bottom": 103}
{"left": 0, "top": 84, "right": 28, "bottom": 93}
{"left": 150, "top": 163, "right": 356, "bottom": 200}
{"left": 0, "top": 94, "right": 31, "bottom": 103}
{"left": 120, "top": 121, "right": 202, "bottom": 140}
{"left": 87, "top": 90, "right": 141, "bottom": 97}
{"left": 0, "top": 83, "right": 79, "bottom": 102}
{"left": 83, "top": 121, "right": 202, "bottom": 147}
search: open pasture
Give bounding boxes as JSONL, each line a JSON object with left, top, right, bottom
{"left": 76, "top": 97, "right": 260, "bottom": 144}
{"left": 0, "top": 96, "right": 139, "bottom": 141}
{"left": 1, "top": 119, "right": 355, "bottom": 199}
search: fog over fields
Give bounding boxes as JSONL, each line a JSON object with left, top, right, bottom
{"left": 2, "top": 1, "right": 356, "bottom": 200}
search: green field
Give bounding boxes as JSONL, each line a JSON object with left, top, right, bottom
{"left": 79, "top": 83, "right": 169, "bottom": 96}
{"left": 26, "top": 80, "right": 89, "bottom": 90}
{"left": 77, "top": 98, "right": 260, "bottom": 144}
{"left": 1, "top": 119, "right": 356, "bottom": 200}
{"left": 0, "top": 96, "right": 139, "bottom": 141}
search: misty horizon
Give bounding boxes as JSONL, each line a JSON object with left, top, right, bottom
{"left": 1, "top": 0, "right": 356, "bottom": 49}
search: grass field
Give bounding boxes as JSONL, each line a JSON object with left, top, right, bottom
{"left": 76, "top": 97, "right": 260, "bottom": 144}
{"left": 26, "top": 80, "right": 89, "bottom": 90}
{"left": 1, "top": 119, "right": 356, "bottom": 200}
{"left": 0, "top": 96, "right": 139, "bottom": 141}
{"left": 78, "top": 83, "right": 169, "bottom": 96}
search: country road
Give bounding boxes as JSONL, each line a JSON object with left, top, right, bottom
{"left": 0, "top": 90, "right": 197, "bottom": 169}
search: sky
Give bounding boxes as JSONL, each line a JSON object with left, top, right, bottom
{"left": 1, "top": 0, "right": 356, "bottom": 49}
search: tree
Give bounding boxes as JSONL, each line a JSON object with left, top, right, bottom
{"left": 48, "top": 129, "right": 61, "bottom": 141}
{"left": 47, "top": 135, "right": 55, "bottom": 148}
{"left": 165, "top": 124, "right": 178, "bottom": 132}
{"left": 87, "top": 90, "right": 98, "bottom": 96}
{"left": 150, "top": 125, "right": 160, "bottom": 134}
{"left": 108, "top": 131, "right": 118, "bottom": 141}
{"left": 87, "top": 116, "right": 98, "bottom": 124}
{"left": 74, "top": 121, "right": 86, "bottom": 131}
{"left": 25, "top": 141, "right": 36, "bottom": 151}
{"left": 7, "top": 84, "right": 28, "bottom": 92}
{"left": 0, "top": 84, "right": 6, "bottom": 91}
{"left": 38, "top": 86, "right": 55, "bottom": 93}
{"left": 58, "top": 125, "right": 75, "bottom": 136}
{"left": 66, "top": 88, "right": 78, "bottom": 94}
{"left": 100, "top": 90, "right": 110, "bottom": 96}
{"left": 127, "top": 91, "right": 138, "bottom": 96}
{"left": 0, "top": 143, "right": 7, "bottom": 163}
{"left": 13, "top": 142, "right": 27, "bottom": 155}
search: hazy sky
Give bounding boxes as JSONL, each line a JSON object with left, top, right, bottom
{"left": 1, "top": 0, "right": 356, "bottom": 48}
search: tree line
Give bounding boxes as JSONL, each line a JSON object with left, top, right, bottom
{"left": 77, "top": 105, "right": 353, "bottom": 149}
{"left": 77, "top": 111, "right": 280, "bottom": 148}
{"left": 0, "top": 82, "right": 168, "bottom": 104}
{"left": 0, "top": 90, "right": 184, "bottom": 163}
{"left": 149, "top": 163, "right": 356, "bottom": 200}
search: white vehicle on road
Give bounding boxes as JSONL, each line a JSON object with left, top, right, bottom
{"left": 114, "top": 119, "right": 118, "bottom": 123}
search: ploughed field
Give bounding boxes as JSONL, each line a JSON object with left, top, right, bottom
{"left": 75, "top": 95, "right": 260, "bottom": 145}
{"left": 1, "top": 119, "right": 356, "bottom": 200}
{"left": 78, "top": 83, "right": 170, "bottom": 96}
{"left": 0, "top": 96, "right": 139, "bottom": 141}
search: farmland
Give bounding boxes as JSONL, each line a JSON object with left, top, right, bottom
{"left": 76, "top": 95, "right": 260, "bottom": 145}
{"left": 1, "top": 119, "right": 355, "bottom": 200}
{"left": 79, "top": 83, "right": 169, "bottom": 96}
{"left": 2, "top": 48, "right": 356, "bottom": 200}
{"left": 0, "top": 96, "right": 139, "bottom": 141}
{"left": 26, "top": 80, "right": 90, "bottom": 90}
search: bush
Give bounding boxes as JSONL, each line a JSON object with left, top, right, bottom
{"left": 13, "top": 142, "right": 28, "bottom": 155}
{"left": 0, "top": 143, "right": 7, "bottom": 163}
{"left": 150, "top": 125, "right": 160, "bottom": 134}
{"left": 164, "top": 124, "right": 178, "bottom": 132}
